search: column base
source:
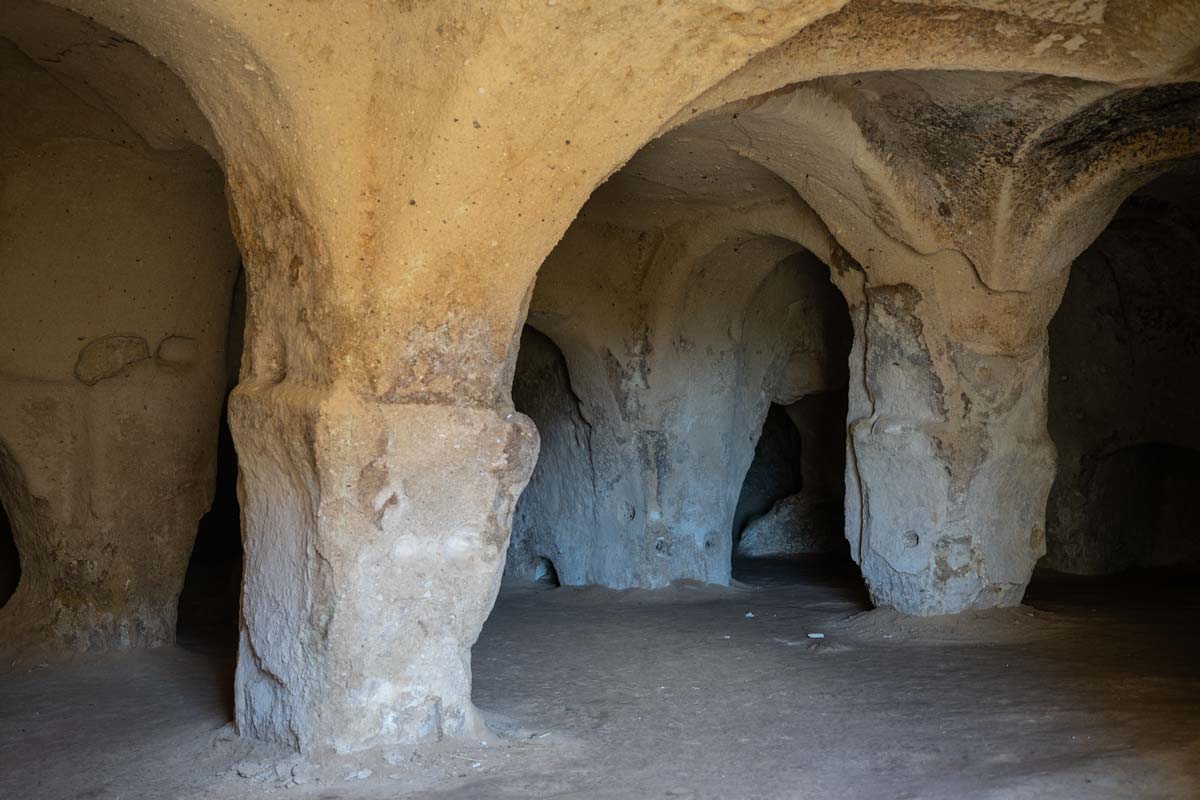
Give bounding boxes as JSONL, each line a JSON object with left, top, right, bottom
{"left": 230, "top": 384, "right": 537, "bottom": 753}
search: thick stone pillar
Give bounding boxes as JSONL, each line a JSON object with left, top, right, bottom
{"left": 843, "top": 283, "right": 1057, "bottom": 614}
{"left": 230, "top": 386, "right": 536, "bottom": 752}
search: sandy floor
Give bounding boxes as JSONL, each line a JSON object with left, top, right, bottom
{"left": 1, "top": 559, "right": 1197, "bottom": 799}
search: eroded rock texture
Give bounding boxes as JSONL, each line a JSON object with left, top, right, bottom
{"left": 0, "top": 0, "right": 1197, "bottom": 754}
{"left": 509, "top": 188, "right": 851, "bottom": 587}
{"left": 738, "top": 493, "right": 843, "bottom": 559}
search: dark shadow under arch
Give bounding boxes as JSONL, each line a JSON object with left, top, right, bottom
{"left": 0, "top": 499, "right": 18, "bottom": 608}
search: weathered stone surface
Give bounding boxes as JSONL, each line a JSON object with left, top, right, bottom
{"left": 230, "top": 390, "right": 537, "bottom": 752}
{"left": 737, "top": 493, "right": 842, "bottom": 559}
{"left": 73, "top": 335, "right": 149, "bottom": 385}
{"left": 0, "top": 0, "right": 1196, "bottom": 755}
{"left": 156, "top": 335, "right": 200, "bottom": 366}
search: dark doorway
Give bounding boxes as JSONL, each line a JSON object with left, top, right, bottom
{"left": 0, "top": 500, "right": 18, "bottom": 608}
{"left": 176, "top": 408, "right": 242, "bottom": 653}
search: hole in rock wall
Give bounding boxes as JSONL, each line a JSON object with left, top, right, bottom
{"left": 178, "top": 273, "right": 246, "bottom": 650}
{"left": 506, "top": 326, "right": 585, "bottom": 587}
{"left": 0, "top": 500, "right": 18, "bottom": 608}
{"left": 176, "top": 408, "right": 243, "bottom": 649}
{"left": 1044, "top": 168, "right": 1200, "bottom": 577}
{"left": 732, "top": 255, "right": 854, "bottom": 574}
{"left": 732, "top": 403, "right": 804, "bottom": 550}
{"left": 532, "top": 557, "right": 561, "bottom": 587}
{"left": 733, "top": 397, "right": 851, "bottom": 565}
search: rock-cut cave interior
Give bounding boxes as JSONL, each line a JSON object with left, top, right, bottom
{"left": 1, "top": 1, "right": 1199, "bottom": 798}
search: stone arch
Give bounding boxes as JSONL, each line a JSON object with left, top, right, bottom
{"left": 594, "top": 68, "right": 1200, "bottom": 614}
{"left": 734, "top": 253, "right": 854, "bottom": 563}
{"left": 0, "top": 0, "right": 369, "bottom": 753}
{"left": 0, "top": 8, "right": 247, "bottom": 654}
{"left": 5, "top": 0, "right": 1195, "bottom": 755}
{"left": 508, "top": 107, "right": 862, "bottom": 588}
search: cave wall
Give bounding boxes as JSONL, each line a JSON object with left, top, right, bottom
{"left": 510, "top": 182, "right": 850, "bottom": 587}
{"left": 1045, "top": 174, "right": 1200, "bottom": 574}
{"left": 0, "top": 0, "right": 1195, "bottom": 754}
{"left": 0, "top": 40, "right": 240, "bottom": 652}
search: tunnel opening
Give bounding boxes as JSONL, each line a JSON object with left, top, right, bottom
{"left": 505, "top": 325, "right": 589, "bottom": 587}
{"left": 176, "top": 271, "right": 245, "bottom": 654}
{"left": 730, "top": 399, "right": 854, "bottom": 582}
{"left": 0, "top": 3, "right": 246, "bottom": 664}
{"left": 532, "top": 556, "right": 561, "bottom": 587}
{"left": 1033, "top": 166, "right": 1200, "bottom": 609}
{"left": 730, "top": 251, "right": 856, "bottom": 587}
{"left": 732, "top": 402, "right": 804, "bottom": 546}
{"left": 176, "top": 407, "right": 244, "bottom": 652}
{"left": 0, "top": 499, "right": 18, "bottom": 608}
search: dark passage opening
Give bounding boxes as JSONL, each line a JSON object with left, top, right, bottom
{"left": 176, "top": 407, "right": 243, "bottom": 652}
{"left": 1042, "top": 167, "right": 1200, "bottom": 582}
{"left": 0, "top": 500, "right": 18, "bottom": 608}
{"left": 732, "top": 402, "right": 804, "bottom": 542}
{"left": 732, "top": 255, "right": 854, "bottom": 584}
{"left": 1084, "top": 443, "right": 1200, "bottom": 571}
{"left": 177, "top": 271, "right": 246, "bottom": 653}
{"left": 532, "top": 556, "right": 561, "bottom": 587}
{"left": 505, "top": 325, "right": 588, "bottom": 586}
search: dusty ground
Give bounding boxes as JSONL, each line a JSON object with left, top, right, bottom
{"left": 1, "top": 558, "right": 1197, "bottom": 799}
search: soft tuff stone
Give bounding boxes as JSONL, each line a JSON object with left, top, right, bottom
{"left": 737, "top": 494, "right": 842, "bottom": 559}
{"left": 73, "top": 335, "right": 149, "bottom": 385}
{"left": 0, "top": 0, "right": 1197, "bottom": 755}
